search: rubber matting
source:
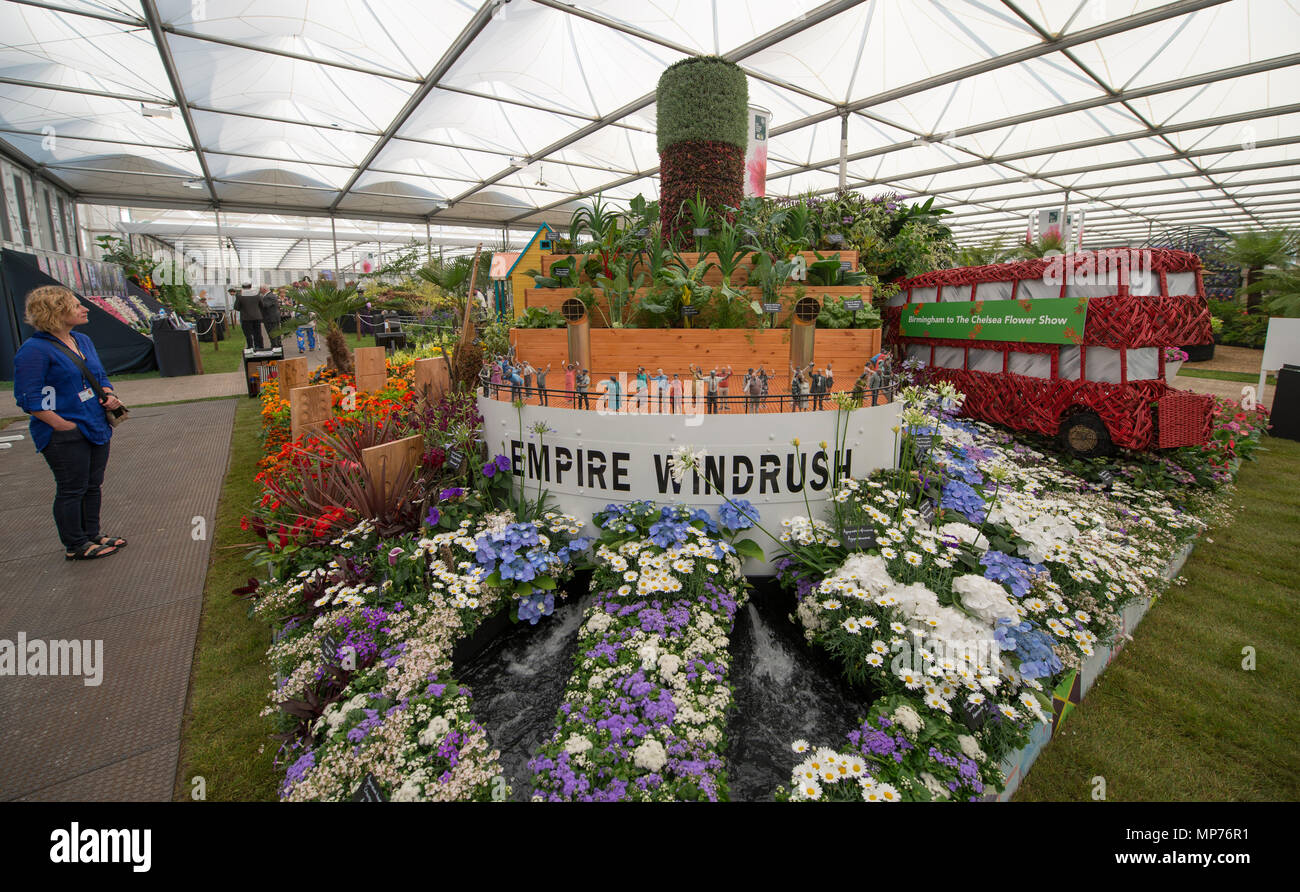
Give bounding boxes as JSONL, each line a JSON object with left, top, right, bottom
{"left": 0, "top": 399, "right": 236, "bottom": 801}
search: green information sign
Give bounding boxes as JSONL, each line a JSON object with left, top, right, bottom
{"left": 899, "top": 297, "right": 1088, "bottom": 344}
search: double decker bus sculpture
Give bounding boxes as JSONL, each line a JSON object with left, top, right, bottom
{"left": 883, "top": 248, "right": 1214, "bottom": 458}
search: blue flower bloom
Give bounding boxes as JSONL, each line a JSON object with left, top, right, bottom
{"left": 495, "top": 454, "right": 511, "bottom": 472}
{"left": 689, "top": 508, "right": 719, "bottom": 534}
{"left": 425, "top": 506, "right": 441, "bottom": 527}
{"left": 718, "top": 499, "right": 759, "bottom": 531}
{"left": 940, "top": 479, "right": 987, "bottom": 523}
{"left": 648, "top": 519, "right": 688, "bottom": 548}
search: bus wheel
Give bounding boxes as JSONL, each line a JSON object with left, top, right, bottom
{"left": 1060, "top": 411, "right": 1114, "bottom": 459}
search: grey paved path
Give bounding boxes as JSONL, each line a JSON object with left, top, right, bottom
{"left": 0, "top": 399, "right": 236, "bottom": 801}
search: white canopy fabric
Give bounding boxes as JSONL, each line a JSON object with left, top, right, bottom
{"left": 2, "top": 0, "right": 1298, "bottom": 245}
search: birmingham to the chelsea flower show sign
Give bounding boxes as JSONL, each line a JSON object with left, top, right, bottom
{"left": 900, "top": 297, "right": 1088, "bottom": 344}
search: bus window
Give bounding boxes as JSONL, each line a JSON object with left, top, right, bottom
{"left": 1085, "top": 347, "right": 1124, "bottom": 383}
{"left": 974, "top": 281, "right": 1013, "bottom": 301}
{"left": 1059, "top": 345, "right": 1082, "bottom": 379}
{"left": 1018, "top": 277, "right": 1059, "bottom": 300}
{"left": 939, "top": 285, "right": 970, "bottom": 302}
{"left": 935, "top": 346, "right": 965, "bottom": 369}
{"left": 1065, "top": 276, "right": 1115, "bottom": 299}
{"left": 1127, "top": 347, "right": 1159, "bottom": 380}
{"left": 1166, "top": 272, "right": 1196, "bottom": 296}
{"left": 889, "top": 290, "right": 907, "bottom": 307}
{"left": 907, "top": 344, "right": 931, "bottom": 365}
{"left": 1008, "top": 351, "right": 1051, "bottom": 378}
{"left": 968, "top": 348, "right": 1003, "bottom": 373}
{"left": 1129, "top": 267, "right": 1160, "bottom": 296}
{"left": 911, "top": 286, "right": 939, "bottom": 303}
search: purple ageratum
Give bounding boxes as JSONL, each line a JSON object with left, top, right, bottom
{"left": 439, "top": 487, "right": 465, "bottom": 501}
{"left": 425, "top": 506, "right": 441, "bottom": 527}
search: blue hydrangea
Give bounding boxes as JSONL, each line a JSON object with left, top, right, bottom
{"left": 517, "top": 592, "right": 555, "bottom": 625}
{"left": 940, "top": 479, "right": 987, "bottom": 523}
{"left": 718, "top": 499, "right": 759, "bottom": 531}
{"left": 648, "top": 519, "right": 689, "bottom": 548}
{"left": 995, "top": 618, "right": 1062, "bottom": 680}
{"left": 980, "top": 550, "right": 1042, "bottom": 599}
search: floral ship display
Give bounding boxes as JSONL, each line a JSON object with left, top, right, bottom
{"left": 230, "top": 57, "right": 1270, "bottom": 804}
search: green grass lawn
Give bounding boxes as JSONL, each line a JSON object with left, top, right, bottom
{"left": 174, "top": 396, "right": 281, "bottom": 802}
{"left": 1016, "top": 436, "right": 1300, "bottom": 801}
{"left": 1178, "top": 368, "right": 1277, "bottom": 385}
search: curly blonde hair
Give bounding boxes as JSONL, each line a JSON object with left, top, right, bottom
{"left": 24, "top": 285, "right": 81, "bottom": 333}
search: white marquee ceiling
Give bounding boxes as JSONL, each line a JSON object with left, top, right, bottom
{"left": 2, "top": 0, "right": 1299, "bottom": 246}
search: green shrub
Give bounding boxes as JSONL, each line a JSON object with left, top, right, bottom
{"left": 655, "top": 56, "right": 748, "bottom": 152}
{"left": 515, "top": 306, "right": 566, "bottom": 329}
{"left": 1208, "top": 298, "right": 1268, "bottom": 348}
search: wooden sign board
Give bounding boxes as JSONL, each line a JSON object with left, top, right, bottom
{"left": 278, "top": 356, "right": 308, "bottom": 395}
{"left": 361, "top": 434, "right": 423, "bottom": 503}
{"left": 289, "top": 384, "right": 332, "bottom": 442}
{"left": 413, "top": 357, "right": 451, "bottom": 402}
{"left": 354, "top": 346, "right": 388, "bottom": 394}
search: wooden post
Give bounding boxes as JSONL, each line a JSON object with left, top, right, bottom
{"left": 413, "top": 357, "right": 450, "bottom": 402}
{"left": 361, "top": 435, "right": 424, "bottom": 503}
{"left": 289, "top": 383, "right": 332, "bottom": 441}
{"left": 278, "top": 356, "right": 308, "bottom": 394}
{"left": 354, "top": 345, "right": 388, "bottom": 394}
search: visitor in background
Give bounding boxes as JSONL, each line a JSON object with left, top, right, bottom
{"left": 634, "top": 367, "right": 649, "bottom": 413}
{"left": 258, "top": 286, "right": 281, "bottom": 347}
{"left": 669, "top": 373, "right": 683, "bottom": 414}
{"left": 235, "top": 286, "right": 264, "bottom": 350}
{"left": 790, "top": 363, "right": 805, "bottom": 411}
{"left": 12, "top": 286, "right": 126, "bottom": 561}
{"left": 758, "top": 367, "right": 772, "bottom": 408}
{"left": 868, "top": 363, "right": 884, "bottom": 406}
{"left": 823, "top": 363, "right": 834, "bottom": 404}
{"left": 508, "top": 362, "right": 524, "bottom": 402}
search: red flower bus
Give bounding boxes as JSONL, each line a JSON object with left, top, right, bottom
{"left": 882, "top": 249, "right": 1214, "bottom": 458}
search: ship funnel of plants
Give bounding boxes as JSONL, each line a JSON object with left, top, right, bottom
{"left": 656, "top": 56, "right": 748, "bottom": 249}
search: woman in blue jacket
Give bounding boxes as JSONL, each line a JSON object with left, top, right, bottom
{"left": 12, "top": 286, "right": 126, "bottom": 560}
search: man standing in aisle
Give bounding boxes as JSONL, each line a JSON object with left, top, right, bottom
{"left": 258, "top": 285, "right": 281, "bottom": 348}
{"left": 576, "top": 368, "right": 591, "bottom": 410}
{"left": 236, "top": 285, "right": 264, "bottom": 351}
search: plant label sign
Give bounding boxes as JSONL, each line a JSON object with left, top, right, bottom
{"left": 763, "top": 302, "right": 782, "bottom": 314}
{"left": 843, "top": 299, "right": 864, "bottom": 311}
{"left": 321, "top": 634, "right": 339, "bottom": 662}
{"left": 919, "top": 500, "right": 937, "bottom": 528}
{"left": 843, "top": 525, "right": 878, "bottom": 550}
{"left": 682, "top": 306, "right": 700, "bottom": 317}
{"left": 551, "top": 266, "right": 569, "bottom": 278}
{"left": 634, "top": 228, "right": 648, "bottom": 238}
{"left": 693, "top": 228, "right": 710, "bottom": 238}
{"left": 913, "top": 434, "right": 934, "bottom": 453}
{"left": 826, "top": 233, "right": 844, "bottom": 245}
{"left": 840, "top": 261, "right": 852, "bottom": 271}
{"left": 445, "top": 449, "right": 464, "bottom": 471}
{"left": 351, "top": 773, "right": 387, "bottom": 802}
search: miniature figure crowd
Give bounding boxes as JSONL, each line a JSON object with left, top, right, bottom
{"left": 479, "top": 349, "right": 895, "bottom": 412}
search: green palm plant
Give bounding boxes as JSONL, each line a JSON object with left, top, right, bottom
{"left": 1221, "top": 228, "right": 1298, "bottom": 311}
{"left": 293, "top": 282, "right": 370, "bottom": 372}
{"left": 1244, "top": 264, "right": 1300, "bottom": 317}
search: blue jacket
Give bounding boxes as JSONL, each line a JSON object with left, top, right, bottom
{"left": 12, "top": 331, "right": 115, "bottom": 451}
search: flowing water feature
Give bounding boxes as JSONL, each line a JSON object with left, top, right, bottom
{"left": 456, "top": 591, "right": 589, "bottom": 801}
{"left": 726, "top": 583, "right": 877, "bottom": 801}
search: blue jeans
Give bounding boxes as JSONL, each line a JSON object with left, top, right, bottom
{"left": 41, "top": 427, "right": 111, "bottom": 551}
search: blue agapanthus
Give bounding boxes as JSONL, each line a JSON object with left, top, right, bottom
{"left": 718, "top": 499, "right": 759, "bottom": 531}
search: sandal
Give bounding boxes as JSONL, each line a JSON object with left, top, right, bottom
{"left": 94, "top": 535, "right": 127, "bottom": 548}
{"left": 65, "top": 542, "right": 120, "bottom": 561}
